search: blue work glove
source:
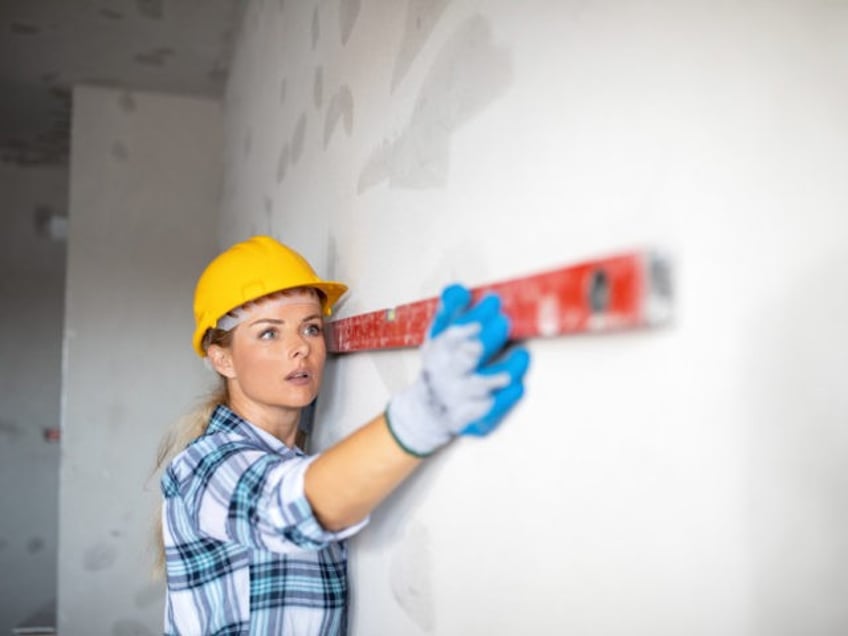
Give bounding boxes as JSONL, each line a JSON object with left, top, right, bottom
{"left": 386, "top": 284, "right": 531, "bottom": 457}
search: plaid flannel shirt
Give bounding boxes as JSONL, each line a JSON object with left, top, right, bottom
{"left": 161, "top": 404, "right": 367, "bottom": 635}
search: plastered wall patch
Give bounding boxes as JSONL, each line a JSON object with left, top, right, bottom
{"left": 27, "top": 537, "right": 45, "bottom": 554}
{"left": 326, "top": 235, "right": 339, "bottom": 281}
{"left": 277, "top": 144, "right": 290, "bottom": 182}
{"left": 134, "top": 582, "right": 163, "bottom": 609}
{"left": 314, "top": 67, "right": 324, "bottom": 109}
{"left": 324, "top": 85, "right": 354, "bottom": 148}
{"left": 0, "top": 418, "right": 23, "bottom": 441}
{"left": 357, "top": 140, "right": 391, "bottom": 192}
{"left": 312, "top": 7, "right": 320, "bottom": 50}
{"left": 100, "top": 8, "right": 124, "bottom": 20}
{"left": 358, "top": 15, "right": 512, "bottom": 192}
{"left": 83, "top": 542, "right": 117, "bottom": 571}
{"left": 389, "top": 521, "right": 435, "bottom": 632}
{"left": 118, "top": 92, "right": 136, "bottom": 113}
{"left": 264, "top": 195, "right": 275, "bottom": 233}
{"left": 339, "top": 0, "right": 361, "bottom": 46}
{"left": 134, "top": 47, "right": 174, "bottom": 67}
{"left": 391, "top": 0, "right": 450, "bottom": 91}
{"left": 243, "top": 129, "right": 252, "bottom": 157}
{"left": 291, "top": 113, "right": 307, "bottom": 163}
{"left": 11, "top": 21, "right": 40, "bottom": 35}
{"left": 111, "top": 141, "right": 129, "bottom": 162}
{"left": 135, "top": 0, "right": 163, "bottom": 20}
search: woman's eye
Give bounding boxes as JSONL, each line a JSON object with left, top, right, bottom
{"left": 303, "top": 323, "right": 323, "bottom": 337}
{"left": 259, "top": 328, "right": 278, "bottom": 340}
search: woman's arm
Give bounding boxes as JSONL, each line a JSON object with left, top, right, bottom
{"left": 303, "top": 285, "right": 530, "bottom": 532}
{"left": 304, "top": 413, "right": 421, "bottom": 531}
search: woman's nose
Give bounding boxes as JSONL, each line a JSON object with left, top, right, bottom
{"left": 290, "top": 334, "right": 310, "bottom": 358}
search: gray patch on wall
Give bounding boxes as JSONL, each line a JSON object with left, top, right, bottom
{"left": 82, "top": 76, "right": 120, "bottom": 87}
{"left": 243, "top": 129, "right": 252, "bottom": 157}
{"left": 0, "top": 419, "right": 23, "bottom": 441}
{"left": 280, "top": 78, "right": 287, "bottom": 105}
{"left": 264, "top": 195, "right": 274, "bottom": 233}
{"left": 11, "top": 21, "right": 40, "bottom": 35}
{"left": 312, "top": 7, "right": 320, "bottom": 50}
{"left": 134, "top": 582, "right": 164, "bottom": 609}
{"left": 208, "top": 67, "right": 228, "bottom": 86}
{"left": 112, "top": 619, "right": 154, "bottom": 636}
{"left": 27, "top": 537, "right": 45, "bottom": 554}
{"left": 339, "top": 0, "right": 361, "bottom": 46}
{"left": 314, "top": 67, "right": 324, "bottom": 109}
{"left": 277, "top": 144, "right": 290, "bottom": 182}
{"left": 17, "top": 600, "right": 56, "bottom": 630}
{"left": 112, "top": 141, "right": 129, "bottom": 162}
{"left": 324, "top": 86, "right": 353, "bottom": 148}
{"left": 134, "top": 47, "right": 174, "bottom": 67}
{"left": 391, "top": 0, "right": 450, "bottom": 91}
{"left": 100, "top": 8, "right": 124, "bottom": 20}
{"left": 0, "top": 538, "right": 8, "bottom": 551}
{"left": 358, "top": 15, "right": 512, "bottom": 193}
{"left": 390, "top": 522, "right": 435, "bottom": 632}
{"left": 33, "top": 204, "right": 55, "bottom": 237}
{"left": 326, "top": 235, "right": 339, "bottom": 280}
{"left": 83, "top": 543, "right": 117, "bottom": 571}
{"left": 291, "top": 113, "right": 307, "bottom": 164}
{"left": 118, "top": 91, "right": 137, "bottom": 113}
{"left": 135, "top": 0, "right": 164, "bottom": 20}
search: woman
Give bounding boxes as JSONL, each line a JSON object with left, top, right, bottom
{"left": 159, "top": 235, "right": 530, "bottom": 634}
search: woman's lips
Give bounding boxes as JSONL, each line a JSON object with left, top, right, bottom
{"left": 285, "top": 369, "right": 312, "bottom": 385}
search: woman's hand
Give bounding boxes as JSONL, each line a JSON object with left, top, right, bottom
{"left": 386, "top": 284, "right": 530, "bottom": 456}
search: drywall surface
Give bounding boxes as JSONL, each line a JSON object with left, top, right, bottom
{"left": 220, "top": 2, "right": 848, "bottom": 634}
{"left": 0, "top": 163, "right": 66, "bottom": 633}
{"left": 58, "top": 86, "right": 222, "bottom": 634}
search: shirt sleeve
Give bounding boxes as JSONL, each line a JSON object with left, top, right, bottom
{"left": 187, "top": 444, "right": 368, "bottom": 553}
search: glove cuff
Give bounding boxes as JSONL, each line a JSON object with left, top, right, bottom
{"left": 384, "top": 407, "right": 433, "bottom": 459}
{"left": 385, "top": 380, "right": 452, "bottom": 457}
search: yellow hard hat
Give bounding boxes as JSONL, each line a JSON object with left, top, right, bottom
{"left": 192, "top": 235, "right": 348, "bottom": 357}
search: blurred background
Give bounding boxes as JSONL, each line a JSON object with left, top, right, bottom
{"left": 1, "top": 1, "right": 847, "bottom": 634}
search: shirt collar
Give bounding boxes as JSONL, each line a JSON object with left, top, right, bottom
{"left": 207, "top": 403, "right": 306, "bottom": 456}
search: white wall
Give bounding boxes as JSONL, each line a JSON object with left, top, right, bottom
{"left": 0, "top": 163, "right": 67, "bottom": 633}
{"left": 58, "top": 86, "right": 222, "bottom": 634}
{"left": 221, "top": 2, "right": 848, "bottom": 634}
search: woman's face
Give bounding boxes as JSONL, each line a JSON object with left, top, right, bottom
{"left": 215, "top": 293, "right": 327, "bottom": 413}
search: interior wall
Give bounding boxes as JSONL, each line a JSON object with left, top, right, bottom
{"left": 220, "top": 2, "right": 848, "bottom": 634}
{"left": 58, "top": 85, "right": 222, "bottom": 634}
{"left": 0, "top": 162, "right": 67, "bottom": 633}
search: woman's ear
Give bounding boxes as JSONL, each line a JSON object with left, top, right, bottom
{"left": 207, "top": 344, "right": 236, "bottom": 378}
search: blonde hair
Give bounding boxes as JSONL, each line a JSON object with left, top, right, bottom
{"left": 152, "top": 328, "right": 233, "bottom": 574}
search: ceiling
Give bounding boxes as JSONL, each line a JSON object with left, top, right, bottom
{"left": 0, "top": 0, "right": 244, "bottom": 167}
